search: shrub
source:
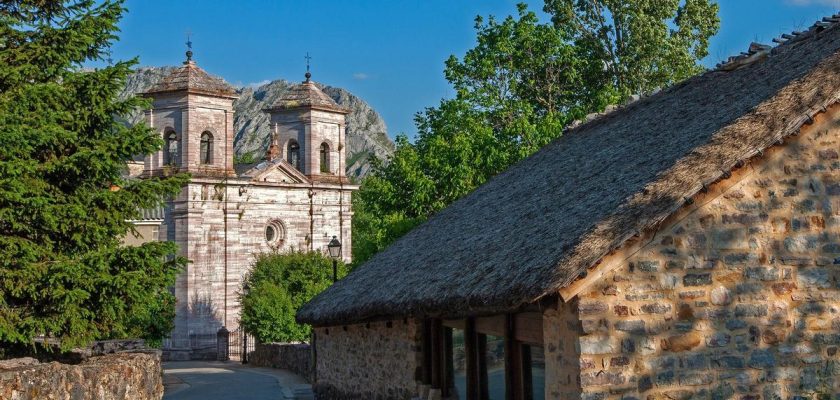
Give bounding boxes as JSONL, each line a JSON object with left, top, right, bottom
{"left": 239, "top": 250, "right": 347, "bottom": 343}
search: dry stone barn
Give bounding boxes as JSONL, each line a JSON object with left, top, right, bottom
{"left": 298, "top": 17, "right": 840, "bottom": 400}
{"left": 129, "top": 52, "right": 356, "bottom": 360}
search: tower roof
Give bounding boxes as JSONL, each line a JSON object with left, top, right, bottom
{"left": 264, "top": 79, "right": 349, "bottom": 114}
{"left": 145, "top": 59, "right": 237, "bottom": 99}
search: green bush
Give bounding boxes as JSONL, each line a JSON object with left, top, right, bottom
{"left": 239, "top": 251, "right": 347, "bottom": 343}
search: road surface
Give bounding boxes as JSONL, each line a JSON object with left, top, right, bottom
{"left": 163, "top": 361, "right": 311, "bottom": 400}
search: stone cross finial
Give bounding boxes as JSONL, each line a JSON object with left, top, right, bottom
{"left": 304, "top": 52, "right": 312, "bottom": 82}
{"left": 185, "top": 31, "right": 193, "bottom": 62}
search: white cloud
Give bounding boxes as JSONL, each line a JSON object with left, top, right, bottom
{"left": 245, "top": 79, "right": 271, "bottom": 89}
{"left": 352, "top": 72, "right": 370, "bottom": 80}
{"left": 786, "top": 0, "right": 840, "bottom": 6}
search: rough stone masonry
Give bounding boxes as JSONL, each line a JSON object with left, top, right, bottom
{"left": 564, "top": 106, "right": 840, "bottom": 400}
{"left": 0, "top": 351, "right": 163, "bottom": 400}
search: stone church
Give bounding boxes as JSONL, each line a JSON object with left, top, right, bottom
{"left": 299, "top": 17, "right": 840, "bottom": 400}
{"left": 130, "top": 51, "right": 356, "bottom": 360}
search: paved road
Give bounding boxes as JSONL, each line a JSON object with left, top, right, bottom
{"left": 163, "top": 361, "right": 310, "bottom": 400}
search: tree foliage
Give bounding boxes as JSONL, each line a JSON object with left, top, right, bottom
{"left": 543, "top": 0, "right": 720, "bottom": 96}
{"left": 239, "top": 251, "right": 347, "bottom": 343}
{"left": 352, "top": 1, "right": 718, "bottom": 266}
{"left": 0, "top": 0, "right": 188, "bottom": 351}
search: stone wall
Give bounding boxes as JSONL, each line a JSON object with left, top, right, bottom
{"left": 544, "top": 301, "right": 584, "bottom": 399}
{"left": 571, "top": 109, "right": 840, "bottom": 400}
{"left": 0, "top": 351, "right": 163, "bottom": 400}
{"left": 249, "top": 342, "right": 312, "bottom": 382}
{"left": 313, "top": 319, "right": 422, "bottom": 399}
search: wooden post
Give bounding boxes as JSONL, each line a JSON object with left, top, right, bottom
{"left": 478, "top": 334, "right": 488, "bottom": 400}
{"left": 431, "top": 319, "right": 442, "bottom": 390}
{"left": 422, "top": 319, "right": 432, "bottom": 385}
{"left": 465, "top": 318, "right": 479, "bottom": 400}
{"left": 522, "top": 345, "right": 533, "bottom": 400}
{"left": 444, "top": 327, "right": 454, "bottom": 398}
{"left": 505, "top": 314, "right": 523, "bottom": 400}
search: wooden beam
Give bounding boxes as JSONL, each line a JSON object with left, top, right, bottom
{"left": 514, "top": 312, "right": 543, "bottom": 345}
{"left": 557, "top": 234, "right": 650, "bottom": 301}
{"left": 475, "top": 315, "right": 506, "bottom": 337}
{"left": 443, "top": 319, "right": 466, "bottom": 330}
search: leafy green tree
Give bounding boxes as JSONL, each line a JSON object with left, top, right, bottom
{"left": 239, "top": 251, "right": 347, "bottom": 343}
{"left": 0, "top": 0, "right": 188, "bottom": 351}
{"left": 543, "top": 0, "right": 720, "bottom": 96}
{"left": 352, "top": 1, "right": 718, "bottom": 266}
{"left": 443, "top": 4, "right": 613, "bottom": 139}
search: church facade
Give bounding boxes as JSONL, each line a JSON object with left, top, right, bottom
{"left": 133, "top": 53, "right": 356, "bottom": 360}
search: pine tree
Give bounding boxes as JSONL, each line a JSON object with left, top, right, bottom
{"left": 0, "top": 0, "right": 189, "bottom": 351}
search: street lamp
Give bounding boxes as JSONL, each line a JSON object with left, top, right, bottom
{"left": 327, "top": 236, "right": 342, "bottom": 282}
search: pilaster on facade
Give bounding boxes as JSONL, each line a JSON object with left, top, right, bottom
{"left": 180, "top": 106, "right": 191, "bottom": 170}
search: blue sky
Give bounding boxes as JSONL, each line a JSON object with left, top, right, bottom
{"left": 105, "top": 0, "right": 840, "bottom": 139}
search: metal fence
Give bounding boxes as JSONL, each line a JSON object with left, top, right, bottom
{"left": 217, "top": 327, "right": 254, "bottom": 363}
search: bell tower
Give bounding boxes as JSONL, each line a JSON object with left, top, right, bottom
{"left": 142, "top": 50, "right": 238, "bottom": 177}
{"left": 262, "top": 71, "right": 350, "bottom": 183}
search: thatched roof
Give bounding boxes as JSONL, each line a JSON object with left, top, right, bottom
{"left": 299, "top": 18, "right": 840, "bottom": 327}
{"left": 145, "top": 59, "right": 236, "bottom": 99}
{"left": 263, "top": 79, "right": 349, "bottom": 114}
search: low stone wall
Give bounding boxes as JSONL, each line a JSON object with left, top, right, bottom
{"left": 0, "top": 350, "right": 163, "bottom": 400}
{"left": 313, "top": 319, "right": 422, "bottom": 400}
{"left": 249, "top": 342, "right": 312, "bottom": 382}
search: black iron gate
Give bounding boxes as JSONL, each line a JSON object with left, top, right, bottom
{"left": 217, "top": 327, "right": 254, "bottom": 362}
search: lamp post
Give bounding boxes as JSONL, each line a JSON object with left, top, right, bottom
{"left": 327, "top": 236, "right": 342, "bottom": 282}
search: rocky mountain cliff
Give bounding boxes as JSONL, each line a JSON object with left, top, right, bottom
{"left": 121, "top": 66, "right": 394, "bottom": 180}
